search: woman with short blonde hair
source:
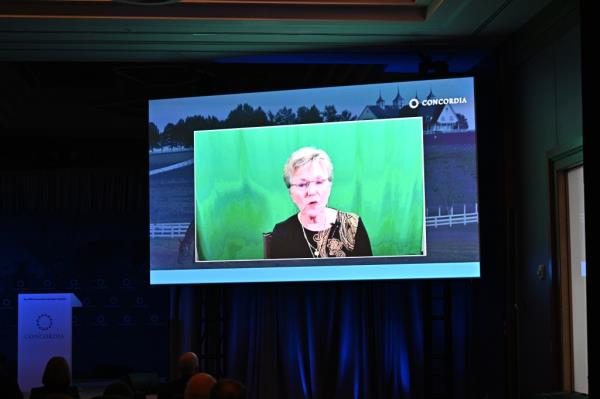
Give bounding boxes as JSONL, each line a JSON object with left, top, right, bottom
{"left": 269, "top": 146, "right": 372, "bottom": 259}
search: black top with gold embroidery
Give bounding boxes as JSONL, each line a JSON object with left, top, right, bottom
{"left": 269, "top": 210, "right": 372, "bottom": 259}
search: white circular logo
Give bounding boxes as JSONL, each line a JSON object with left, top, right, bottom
{"left": 409, "top": 98, "right": 420, "bottom": 109}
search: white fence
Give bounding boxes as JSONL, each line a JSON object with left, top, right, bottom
{"left": 149, "top": 223, "right": 190, "bottom": 238}
{"left": 149, "top": 204, "right": 479, "bottom": 238}
{"left": 149, "top": 146, "right": 192, "bottom": 154}
{"left": 149, "top": 159, "right": 193, "bottom": 176}
{"left": 426, "top": 203, "right": 479, "bottom": 228}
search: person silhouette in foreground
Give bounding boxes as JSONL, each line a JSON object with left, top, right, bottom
{"left": 209, "top": 379, "right": 246, "bottom": 399}
{"left": 184, "top": 373, "right": 216, "bottom": 399}
{"left": 29, "top": 356, "right": 80, "bottom": 399}
{"left": 158, "top": 352, "right": 200, "bottom": 399}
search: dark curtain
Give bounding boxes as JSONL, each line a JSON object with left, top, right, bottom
{"left": 224, "top": 281, "right": 425, "bottom": 399}
{"left": 0, "top": 168, "right": 146, "bottom": 214}
{"left": 0, "top": 165, "right": 171, "bottom": 378}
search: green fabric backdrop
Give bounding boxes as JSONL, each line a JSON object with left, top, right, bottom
{"left": 194, "top": 118, "right": 424, "bottom": 261}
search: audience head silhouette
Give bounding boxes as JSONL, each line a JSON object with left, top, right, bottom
{"left": 103, "top": 381, "right": 134, "bottom": 399}
{"left": 42, "top": 356, "right": 71, "bottom": 390}
{"left": 178, "top": 352, "right": 199, "bottom": 378}
{"left": 29, "top": 357, "right": 78, "bottom": 399}
{"left": 156, "top": 352, "right": 200, "bottom": 399}
{"left": 209, "top": 379, "right": 246, "bottom": 399}
{"left": 184, "top": 373, "right": 216, "bottom": 399}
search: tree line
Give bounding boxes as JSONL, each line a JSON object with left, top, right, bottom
{"left": 149, "top": 104, "right": 356, "bottom": 149}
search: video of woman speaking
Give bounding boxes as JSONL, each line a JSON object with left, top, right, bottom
{"left": 149, "top": 77, "right": 480, "bottom": 284}
{"left": 193, "top": 118, "right": 426, "bottom": 263}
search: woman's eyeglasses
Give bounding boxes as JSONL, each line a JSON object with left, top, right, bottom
{"left": 289, "top": 179, "right": 330, "bottom": 191}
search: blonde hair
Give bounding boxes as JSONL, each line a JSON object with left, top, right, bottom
{"left": 283, "top": 147, "right": 333, "bottom": 188}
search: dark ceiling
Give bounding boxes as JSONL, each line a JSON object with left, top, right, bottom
{"left": 1, "top": 0, "right": 552, "bottom": 71}
{"left": 0, "top": 0, "right": 560, "bottom": 144}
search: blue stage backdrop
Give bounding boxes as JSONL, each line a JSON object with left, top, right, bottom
{"left": 0, "top": 167, "right": 170, "bottom": 380}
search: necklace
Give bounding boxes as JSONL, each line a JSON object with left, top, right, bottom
{"left": 301, "top": 225, "right": 320, "bottom": 257}
{"left": 298, "top": 213, "right": 327, "bottom": 258}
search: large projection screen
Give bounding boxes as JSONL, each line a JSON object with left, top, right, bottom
{"left": 149, "top": 77, "right": 480, "bottom": 284}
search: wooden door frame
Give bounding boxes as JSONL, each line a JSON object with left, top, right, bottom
{"left": 547, "top": 137, "right": 583, "bottom": 392}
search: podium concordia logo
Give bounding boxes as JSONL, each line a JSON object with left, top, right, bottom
{"left": 36, "top": 313, "right": 53, "bottom": 330}
{"left": 24, "top": 313, "right": 64, "bottom": 340}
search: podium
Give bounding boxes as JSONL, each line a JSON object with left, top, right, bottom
{"left": 18, "top": 293, "right": 81, "bottom": 392}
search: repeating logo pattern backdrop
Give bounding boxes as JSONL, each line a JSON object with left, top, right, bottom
{"left": 0, "top": 215, "right": 170, "bottom": 378}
